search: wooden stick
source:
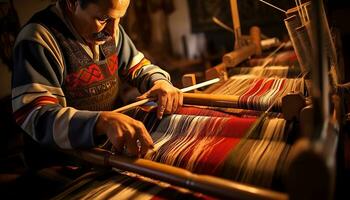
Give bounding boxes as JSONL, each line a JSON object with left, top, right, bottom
{"left": 113, "top": 78, "right": 221, "bottom": 113}
{"left": 222, "top": 44, "right": 256, "bottom": 67}
{"left": 230, "top": 0, "right": 242, "bottom": 49}
{"left": 259, "top": 0, "right": 286, "bottom": 13}
{"left": 113, "top": 97, "right": 156, "bottom": 113}
{"left": 183, "top": 93, "right": 240, "bottom": 108}
{"left": 181, "top": 78, "right": 220, "bottom": 93}
{"left": 67, "top": 148, "right": 288, "bottom": 200}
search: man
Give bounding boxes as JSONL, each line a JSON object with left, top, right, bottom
{"left": 12, "top": 0, "right": 183, "bottom": 157}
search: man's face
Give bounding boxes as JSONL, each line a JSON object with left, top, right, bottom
{"left": 69, "top": 0, "right": 129, "bottom": 45}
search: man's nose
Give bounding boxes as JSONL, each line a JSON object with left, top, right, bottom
{"left": 104, "top": 19, "right": 117, "bottom": 38}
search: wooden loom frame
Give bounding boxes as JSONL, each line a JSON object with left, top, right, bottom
{"left": 59, "top": 1, "right": 338, "bottom": 200}
{"left": 177, "top": 0, "right": 338, "bottom": 199}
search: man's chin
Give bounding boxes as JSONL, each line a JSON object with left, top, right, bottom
{"left": 85, "top": 39, "right": 107, "bottom": 46}
{"left": 94, "top": 40, "right": 107, "bottom": 45}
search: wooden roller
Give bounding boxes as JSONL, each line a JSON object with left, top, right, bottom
{"left": 183, "top": 93, "right": 239, "bottom": 108}
{"left": 65, "top": 148, "right": 288, "bottom": 200}
{"left": 223, "top": 43, "right": 256, "bottom": 68}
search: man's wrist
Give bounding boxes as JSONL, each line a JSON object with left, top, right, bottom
{"left": 153, "top": 79, "right": 172, "bottom": 86}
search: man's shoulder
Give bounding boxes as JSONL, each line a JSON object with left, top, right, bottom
{"left": 15, "top": 4, "right": 60, "bottom": 48}
{"left": 15, "top": 23, "right": 57, "bottom": 49}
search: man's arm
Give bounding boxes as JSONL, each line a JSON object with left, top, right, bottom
{"left": 12, "top": 24, "right": 100, "bottom": 149}
{"left": 116, "top": 25, "right": 183, "bottom": 118}
{"left": 12, "top": 23, "right": 154, "bottom": 156}
{"left": 116, "top": 25, "right": 171, "bottom": 92}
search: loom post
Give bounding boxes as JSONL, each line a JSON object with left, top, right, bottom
{"left": 250, "top": 26, "right": 262, "bottom": 56}
{"left": 223, "top": 0, "right": 262, "bottom": 68}
{"left": 222, "top": 25, "right": 261, "bottom": 68}
{"left": 230, "top": 0, "right": 242, "bottom": 49}
{"left": 285, "top": 130, "right": 337, "bottom": 200}
{"left": 285, "top": 1, "right": 338, "bottom": 199}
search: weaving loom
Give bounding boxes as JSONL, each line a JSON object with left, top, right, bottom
{"left": 53, "top": 1, "right": 342, "bottom": 200}
{"left": 55, "top": 105, "right": 292, "bottom": 200}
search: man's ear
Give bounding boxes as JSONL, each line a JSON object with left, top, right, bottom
{"left": 66, "top": 0, "right": 78, "bottom": 13}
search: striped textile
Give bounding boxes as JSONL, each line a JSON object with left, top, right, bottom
{"left": 228, "top": 65, "right": 301, "bottom": 78}
{"left": 210, "top": 75, "right": 305, "bottom": 110}
{"left": 53, "top": 171, "right": 216, "bottom": 200}
{"left": 124, "top": 106, "right": 293, "bottom": 189}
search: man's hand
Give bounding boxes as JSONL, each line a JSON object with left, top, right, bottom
{"left": 137, "top": 80, "right": 183, "bottom": 119}
{"left": 95, "top": 112, "right": 153, "bottom": 157}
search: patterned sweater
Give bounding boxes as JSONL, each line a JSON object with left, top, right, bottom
{"left": 12, "top": 3, "right": 171, "bottom": 149}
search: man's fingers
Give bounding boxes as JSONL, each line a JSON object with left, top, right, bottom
{"left": 165, "top": 94, "right": 173, "bottom": 114}
{"left": 136, "top": 91, "right": 151, "bottom": 100}
{"left": 113, "top": 134, "right": 124, "bottom": 154}
{"left": 138, "top": 131, "right": 154, "bottom": 156}
{"left": 171, "top": 92, "right": 179, "bottom": 113}
{"left": 178, "top": 92, "right": 183, "bottom": 108}
{"left": 124, "top": 133, "right": 139, "bottom": 157}
{"left": 157, "top": 95, "right": 167, "bottom": 119}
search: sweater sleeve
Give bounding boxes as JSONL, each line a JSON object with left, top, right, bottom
{"left": 116, "top": 25, "right": 172, "bottom": 93}
{"left": 12, "top": 23, "right": 100, "bottom": 149}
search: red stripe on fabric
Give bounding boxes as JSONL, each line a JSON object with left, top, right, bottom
{"left": 174, "top": 137, "right": 241, "bottom": 176}
{"left": 249, "top": 79, "right": 275, "bottom": 106}
{"left": 196, "top": 137, "right": 241, "bottom": 175}
{"left": 252, "top": 79, "right": 274, "bottom": 97}
{"left": 175, "top": 107, "right": 232, "bottom": 117}
{"left": 127, "top": 58, "right": 151, "bottom": 78}
{"left": 239, "top": 79, "right": 264, "bottom": 104}
{"left": 13, "top": 96, "right": 58, "bottom": 124}
{"left": 220, "top": 117, "right": 257, "bottom": 137}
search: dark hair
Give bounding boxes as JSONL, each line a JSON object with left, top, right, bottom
{"left": 78, "top": 0, "right": 98, "bottom": 9}
{"left": 59, "top": 0, "right": 98, "bottom": 9}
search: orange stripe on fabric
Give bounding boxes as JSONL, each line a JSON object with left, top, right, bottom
{"left": 128, "top": 58, "right": 151, "bottom": 79}
{"left": 13, "top": 96, "right": 59, "bottom": 124}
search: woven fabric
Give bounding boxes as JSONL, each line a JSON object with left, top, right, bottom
{"left": 125, "top": 106, "right": 292, "bottom": 188}
{"left": 53, "top": 171, "right": 216, "bottom": 200}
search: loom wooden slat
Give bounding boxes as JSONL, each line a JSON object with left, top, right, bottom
{"left": 205, "top": 63, "right": 228, "bottom": 81}
{"left": 66, "top": 148, "right": 288, "bottom": 200}
{"left": 183, "top": 93, "right": 240, "bottom": 108}
{"left": 223, "top": 44, "right": 256, "bottom": 68}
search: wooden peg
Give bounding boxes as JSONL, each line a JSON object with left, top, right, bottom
{"left": 250, "top": 26, "right": 262, "bottom": 56}
{"left": 182, "top": 74, "right": 197, "bottom": 93}
{"left": 299, "top": 105, "right": 313, "bottom": 137}
{"left": 282, "top": 93, "right": 307, "bottom": 120}
{"left": 205, "top": 63, "right": 227, "bottom": 81}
